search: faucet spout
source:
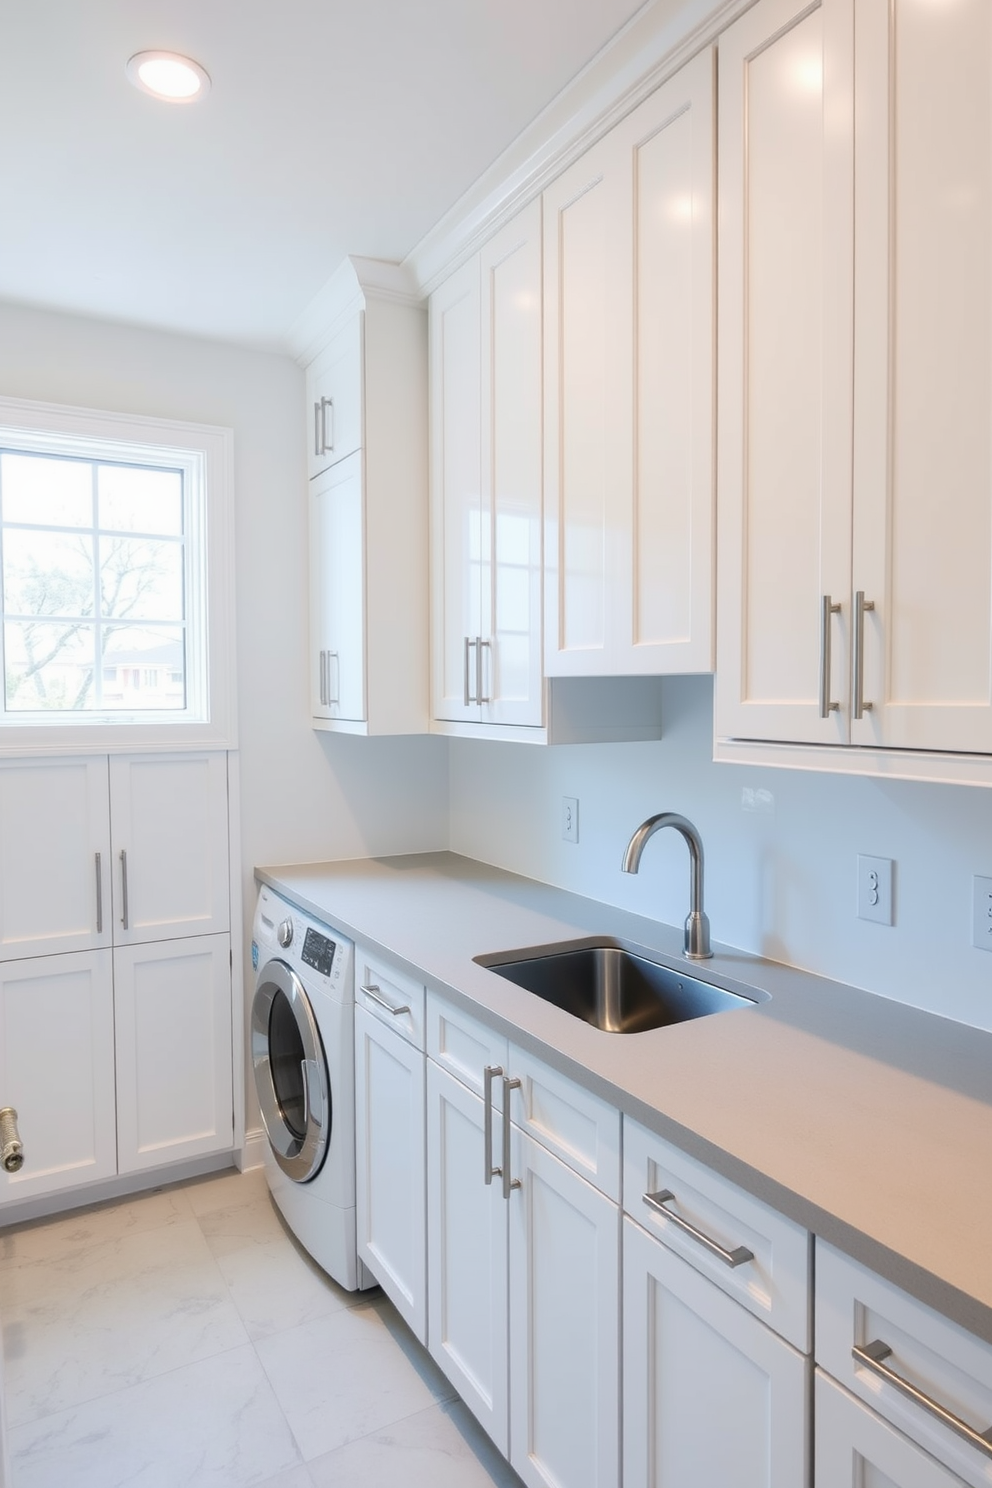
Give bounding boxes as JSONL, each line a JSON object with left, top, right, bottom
{"left": 621, "top": 812, "right": 713, "bottom": 960}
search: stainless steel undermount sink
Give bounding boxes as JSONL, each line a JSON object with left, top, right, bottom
{"left": 474, "top": 940, "right": 765, "bottom": 1034}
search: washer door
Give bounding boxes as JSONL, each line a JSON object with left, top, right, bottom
{"left": 252, "top": 958, "right": 331, "bottom": 1182}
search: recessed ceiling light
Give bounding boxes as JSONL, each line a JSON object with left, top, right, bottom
{"left": 126, "top": 51, "right": 210, "bottom": 104}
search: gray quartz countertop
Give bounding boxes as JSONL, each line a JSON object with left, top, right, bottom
{"left": 255, "top": 851, "right": 992, "bottom": 1345}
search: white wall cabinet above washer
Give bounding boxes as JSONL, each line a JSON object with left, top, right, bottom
{"left": 303, "top": 259, "right": 428, "bottom": 737}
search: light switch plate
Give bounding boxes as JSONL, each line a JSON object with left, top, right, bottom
{"left": 562, "top": 796, "right": 579, "bottom": 844}
{"left": 857, "top": 855, "right": 893, "bottom": 925}
{"left": 973, "top": 875, "right": 992, "bottom": 951}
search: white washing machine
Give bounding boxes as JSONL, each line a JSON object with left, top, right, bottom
{"left": 251, "top": 884, "right": 372, "bottom": 1290}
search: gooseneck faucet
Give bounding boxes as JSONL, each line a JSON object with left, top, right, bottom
{"left": 621, "top": 812, "right": 713, "bottom": 960}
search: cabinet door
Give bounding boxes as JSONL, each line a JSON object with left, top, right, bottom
{"left": 0, "top": 950, "right": 117, "bottom": 1204}
{"left": 0, "top": 756, "right": 111, "bottom": 960}
{"left": 310, "top": 450, "right": 366, "bottom": 724}
{"left": 543, "top": 130, "right": 627, "bottom": 676}
{"left": 306, "top": 311, "right": 364, "bottom": 480}
{"left": 480, "top": 202, "right": 544, "bottom": 727}
{"left": 716, "top": 0, "right": 855, "bottom": 745}
{"left": 508, "top": 1127, "right": 620, "bottom": 1488}
{"left": 611, "top": 50, "right": 716, "bottom": 677}
{"left": 623, "top": 1218, "right": 808, "bottom": 1488}
{"left": 430, "top": 257, "right": 483, "bottom": 723}
{"left": 109, "top": 753, "right": 229, "bottom": 943}
{"left": 114, "top": 934, "right": 233, "bottom": 1175}
{"left": 426, "top": 1061, "right": 508, "bottom": 1453}
{"left": 851, "top": 0, "right": 992, "bottom": 753}
{"left": 354, "top": 1004, "right": 426, "bottom": 1342}
{"left": 816, "top": 1371, "right": 967, "bottom": 1488}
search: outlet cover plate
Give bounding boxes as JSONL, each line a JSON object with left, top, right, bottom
{"left": 973, "top": 875, "right": 992, "bottom": 951}
{"left": 858, "top": 855, "right": 893, "bottom": 926}
{"left": 562, "top": 796, "right": 579, "bottom": 845}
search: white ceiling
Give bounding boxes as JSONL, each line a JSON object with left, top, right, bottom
{"left": 0, "top": 0, "right": 650, "bottom": 350}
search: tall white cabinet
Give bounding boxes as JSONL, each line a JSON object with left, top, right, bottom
{"left": 717, "top": 0, "right": 992, "bottom": 765}
{"left": 0, "top": 751, "right": 234, "bottom": 1210}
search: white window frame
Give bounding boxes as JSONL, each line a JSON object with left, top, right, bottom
{"left": 0, "top": 395, "right": 236, "bottom": 753}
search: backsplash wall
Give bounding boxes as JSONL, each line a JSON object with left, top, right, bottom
{"left": 448, "top": 676, "right": 992, "bottom": 1031}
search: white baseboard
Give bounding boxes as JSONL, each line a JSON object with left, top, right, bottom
{"left": 238, "top": 1127, "right": 268, "bottom": 1172}
{"left": 0, "top": 1151, "right": 237, "bottom": 1230}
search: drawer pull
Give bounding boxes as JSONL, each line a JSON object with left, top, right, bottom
{"left": 853, "top": 1340, "right": 992, "bottom": 1460}
{"left": 360, "top": 983, "right": 411, "bottom": 1017}
{"left": 643, "top": 1189, "right": 754, "bottom": 1269}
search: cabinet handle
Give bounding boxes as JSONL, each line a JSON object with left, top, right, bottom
{"left": 314, "top": 402, "right": 321, "bottom": 458}
{"left": 478, "top": 638, "right": 491, "bottom": 705}
{"left": 502, "top": 1076, "right": 521, "bottom": 1199}
{"left": 359, "top": 983, "right": 411, "bottom": 1017}
{"left": 320, "top": 397, "right": 334, "bottom": 455}
{"left": 642, "top": 1189, "right": 754, "bottom": 1269}
{"left": 95, "top": 851, "right": 103, "bottom": 934}
{"left": 819, "top": 596, "right": 841, "bottom": 717}
{"left": 853, "top": 591, "right": 875, "bottom": 719}
{"left": 319, "top": 649, "right": 327, "bottom": 706}
{"left": 483, "top": 1065, "right": 503, "bottom": 1186}
{"left": 0, "top": 1107, "right": 24, "bottom": 1173}
{"left": 853, "top": 1340, "right": 992, "bottom": 1461}
{"left": 119, "top": 848, "right": 129, "bottom": 931}
{"left": 327, "top": 651, "right": 340, "bottom": 707}
{"left": 463, "top": 636, "right": 477, "bottom": 706}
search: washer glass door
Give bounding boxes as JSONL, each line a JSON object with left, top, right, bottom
{"left": 252, "top": 959, "right": 330, "bottom": 1181}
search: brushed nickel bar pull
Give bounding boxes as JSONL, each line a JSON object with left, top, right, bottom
{"left": 478, "top": 638, "right": 492, "bottom": 705}
{"left": 853, "top": 1340, "right": 992, "bottom": 1460}
{"left": 0, "top": 1107, "right": 24, "bottom": 1173}
{"left": 502, "top": 1076, "right": 522, "bottom": 1200}
{"left": 320, "top": 397, "right": 334, "bottom": 455}
{"left": 95, "top": 851, "right": 103, "bottom": 934}
{"left": 483, "top": 1065, "right": 503, "bottom": 1186}
{"left": 120, "top": 848, "right": 129, "bottom": 931}
{"left": 327, "top": 651, "right": 340, "bottom": 707}
{"left": 853, "top": 591, "right": 875, "bottom": 719}
{"left": 319, "top": 649, "right": 327, "bottom": 707}
{"left": 314, "top": 402, "right": 321, "bottom": 458}
{"left": 819, "top": 595, "right": 841, "bottom": 717}
{"left": 643, "top": 1189, "right": 754, "bottom": 1268}
{"left": 463, "top": 636, "right": 476, "bottom": 706}
{"left": 359, "top": 983, "right": 411, "bottom": 1017}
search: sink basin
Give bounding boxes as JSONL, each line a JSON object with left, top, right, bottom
{"left": 475, "top": 940, "right": 761, "bottom": 1034}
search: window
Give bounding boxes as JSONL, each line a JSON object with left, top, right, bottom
{"left": 0, "top": 397, "right": 235, "bottom": 750}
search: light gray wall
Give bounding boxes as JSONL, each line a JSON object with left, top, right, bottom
{"left": 0, "top": 300, "right": 449, "bottom": 1127}
{"left": 449, "top": 676, "right": 992, "bottom": 1031}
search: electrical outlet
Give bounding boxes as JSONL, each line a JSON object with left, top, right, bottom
{"left": 857, "top": 855, "right": 893, "bottom": 925}
{"left": 562, "top": 796, "right": 579, "bottom": 844}
{"left": 973, "top": 875, "right": 992, "bottom": 951}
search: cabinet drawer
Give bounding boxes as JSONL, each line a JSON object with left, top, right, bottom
{"left": 816, "top": 1369, "right": 969, "bottom": 1488}
{"left": 355, "top": 944, "right": 425, "bottom": 1049}
{"left": 306, "top": 313, "right": 364, "bottom": 479}
{"left": 427, "top": 991, "right": 509, "bottom": 1105}
{"left": 508, "top": 1044, "right": 620, "bottom": 1200}
{"left": 816, "top": 1241, "right": 992, "bottom": 1487}
{"left": 623, "top": 1117, "right": 809, "bottom": 1350}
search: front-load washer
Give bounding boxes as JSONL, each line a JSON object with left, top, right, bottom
{"left": 251, "top": 883, "right": 371, "bottom": 1290}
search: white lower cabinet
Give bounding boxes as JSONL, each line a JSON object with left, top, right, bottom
{"left": 815, "top": 1370, "right": 968, "bottom": 1488}
{"left": 355, "top": 1001, "right": 427, "bottom": 1342}
{"left": 114, "top": 934, "right": 233, "bottom": 1175}
{"left": 0, "top": 950, "right": 117, "bottom": 1202}
{"left": 508, "top": 1125, "right": 620, "bottom": 1488}
{"left": 426, "top": 1060, "right": 508, "bottom": 1451}
{"left": 623, "top": 1217, "right": 807, "bottom": 1488}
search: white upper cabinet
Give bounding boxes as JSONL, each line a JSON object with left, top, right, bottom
{"left": 0, "top": 756, "right": 111, "bottom": 960}
{"left": 544, "top": 49, "right": 715, "bottom": 678}
{"left": 304, "top": 260, "right": 428, "bottom": 737}
{"left": 717, "top": 0, "right": 992, "bottom": 770}
{"left": 430, "top": 203, "right": 544, "bottom": 730}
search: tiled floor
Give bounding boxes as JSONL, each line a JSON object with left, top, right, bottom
{"left": 0, "top": 1168, "right": 525, "bottom": 1488}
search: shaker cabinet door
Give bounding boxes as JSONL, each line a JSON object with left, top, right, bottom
{"left": 310, "top": 451, "right": 366, "bottom": 725}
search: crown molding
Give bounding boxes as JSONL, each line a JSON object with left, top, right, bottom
{"left": 287, "top": 256, "right": 420, "bottom": 366}
{"left": 403, "top": 0, "right": 755, "bottom": 297}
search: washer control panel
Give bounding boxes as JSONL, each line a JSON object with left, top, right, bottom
{"left": 301, "top": 926, "right": 337, "bottom": 979}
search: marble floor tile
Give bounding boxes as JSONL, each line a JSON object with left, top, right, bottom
{"left": 212, "top": 1229, "right": 354, "bottom": 1342}
{"left": 255, "top": 1296, "right": 458, "bottom": 1462}
{"left": 307, "top": 1398, "right": 525, "bottom": 1488}
{"left": 0, "top": 1184, "right": 196, "bottom": 1270}
{"left": 1, "top": 1218, "right": 248, "bottom": 1425}
{"left": 185, "top": 1166, "right": 270, "bottom": 1220}
{"left": 9, "top": 1343, "right": 305, "bottom": 1488}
